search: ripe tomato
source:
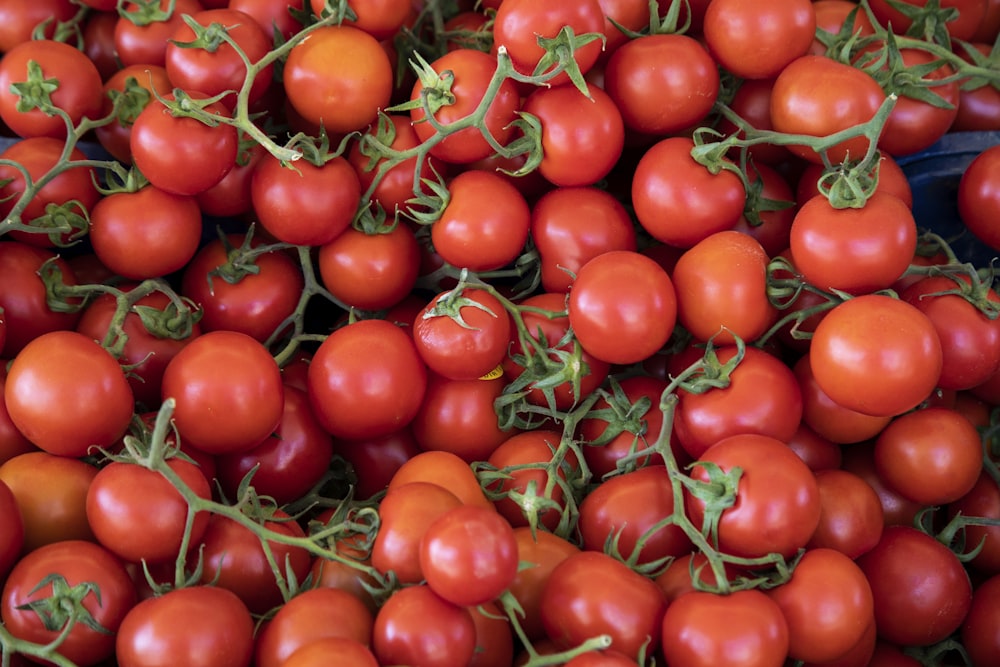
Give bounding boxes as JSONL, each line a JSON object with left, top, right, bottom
{"left": 0, "top": 39, "right": 103, "bottom": 139}
{"left": 671, "top": 230, "right": 776, "bottom": 345}
{"left": 0, "top": 479, "right": 22, "bottom": 578}
{"left": 767, "top": 548, "right": 874, "bottom": 664}
{"left": 0, "top": 451, "right": 97, "bottom": 553}
{"left": 413, "top": 287, "right": 511, "bottom": 381}
{"left": 631, "top": 136, "right": 746, "bottom": 247}
{"left": 951, "top": 42, "right": 1000, "bottom": 132}
{"left": 867, "top": 0, "right": 987, "bottom": 41}
{"left": 0, "top": 0, "right": 79, "bottom": 53}
{"left": 2, "top": 540, "right": 137, "bottom": 667}
{"left": 840, "top": 442, "right": 926, "bottom": 529}
{"left": 387, "top": 449, "right": 494, "bottom": 510}
{"left": 162, "top": 330, "right": 284, "bottom": 455}
{"left": 419, "top": 504, "right": 518, "bottom": 607}
{"left": 468, "top": 601, "right": 514, "bottom": 667}
{"left": 770, "top": 55, "right": 885, "bottom": 164}
{"left": 704, "top": 0, "right": 816, "bottom": 80}
{"left": 509, "top": 527, "right": 579, "bottom": 641}
{"left": 318, "top": 223, "right": 421, "bottom": 311}
{"left": 283, "top": 25, "right": 392, "bottom": 134}
{"left": 810, "top": 0, "right": 876, "bottom": 55}
{"left": 958, "top": 144, "right": 1000, "bottom": 251}
{"left": 856, "top": 525, "right": 972, "bottom": 646}
{"left": 661, "top": 589, "right": 789, "bottom": 667}
{"left": 521, "top": 83, "right": 625, "bottom": 187}
{"left": 372, "top": 584, "right": 477, "bottom": 667}
{"left": 114, "top": 0, "right": 206, "bottom": 67}
{"left": 431, "top": 169, "right": 531, "bottom": 272}
{"left": 310, "top": 0, "right": 410, "bottom": 40}
{"left": 280, "top": 637, "right": 379, "bottom": 667}
{"left": 94, "top": 64, "right": 173, "bottom": 164}
{"left": 333, "top": 427, "right": 420, "bottom": 500}
{"left": 729, "top": 161, "right": 798, "bottom": 257}
{"left": 794, "top": 353, "right": 893, "bottom": 445}
{"left": 809, "top": 295, "right": 943, "bottom": 417}
{"left": 86, "top": 457, "right": 212, "bottom": 564}
{"left": 962, "top": 573, "right": 1000, "bottom": 666}
{"left": 5, "top": 330, "right": 133, "bottom": 458}
{"left": 716, "top": 78, "right": 791, "bottom": 167}
{"left": 541, "top": 550, "right": 668, "bottom": 660}
{"left": 232, "top": 0, "right": 305, "bottom": 41}
{"left": 604, "top": 33, "right": 718, "bottom": 135}
{"left": 687, "top": 433, "right": 822, "bottom": 559}
{"left": 654, "top": 552, "right": 736, "bottom": 604}
{"left": 116, "top": 585, "right": 254, "bottom": 667}
{"left": 948, "top": 471, "right": 1000, "bottom": 575}
{"left": 568, "top": 250, "right": 676, "bottom": 365}
{"left": 807, "top": 469, "right": 884, "bottom": 559}
{"left": 795, "top": 153, "right": 914, "bottom": 209}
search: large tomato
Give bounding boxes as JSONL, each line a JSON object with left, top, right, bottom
{"left": 386, "top": 449, "right": 494, "bottom": 510}
{"left": 958, "top": 144, "right": 1000, "bottom": 251}
{"left": 372, "top": 584, "right": 477, "bottom": 667}
{"left": 703, "top": 0, "right": 816, "bottom": 80}
{"left": 0, "top": 0, "right": 79, "bottom": 53}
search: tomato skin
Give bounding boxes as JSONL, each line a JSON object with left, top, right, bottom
{"left": 334, "top": 427, "right": 420, "bottom": 500}
{"left": 318, "top": 224, "right": 420, "bottom": 311}
{"left": 196, "top": 139, "right": 266, "bottom": 219}
{"left": 348, "top": 114, "right": 438, "bottom": 216}
{"left": 542, "top": 551, "right": 668, "bottom": 660}
{"left": 794, "top": 353, "right": 893, "bottom": 445}
{"left": 568, "top": 250, "right": 677, "bottom": 365}
{"left": 283, "top": 25, "right": 392, "bottom": 134}
{"left": 948, "top": 471, "right": 1000, "bottom": 575}
{"left": 372, "top": 584, "right": 477, "bottom": 667}
{"left": 0, "top": 0, "right": 79, "bottom": 53}
{"left": 468, "top": 601, "right": 515, "bottom": 667}
{"left": 959, "top": 144, "right": 1000, "bottom": 252}
{"left": 117, "top": 585, "right": 254, "bottom": 667}
{"left": 0, "top": 479, "right": 22, "bottom": 578}
{"left": 508, "top": 528, "right": 580, "bottom": 642}
{"left": 687, "top": 434, "right": 822, "bottom": 559}
{"left": 704, "top": 0, "right": 816, "bottom": 80}
{"left": 114, "top": 0, "right": 206, "bottom": 67}
{"left": 280, "top": 637, "right": 379, "bottom": 667}
{"left": 962, "top": 573, "right": 1000, "bottom": 667}
{"left": 631, "top": 137, "right": 747, "bottom": 248}
{"left": 856, "top": 525, "right": 972, "bottom": 646}
{"left": 790, "top": 192, "right": 917, "bottom": 294}
{"left": 387, "top": 449, "right": 494, "bottom": 510}
{"left": 770, "top": 55, "right": 885, "bottom": 164}
{"left": 671, "top": 230, "right": 776, "bottom": 345}
{"left": 809, "top": 295, "right": 943, "bottom": 418}
{"left": 2, "top": 540, "right": 137, "bottom": 667}
{"left": 161, "top": 330, "right": 284, "bottom": 455}
{"left": 807, "top": 469, "right": 884, "bottom": 560}
{"left": 876, "top": 47, "right": 959, "bottom": 157}
{"left": 660, "top": 589, "right": 789, "bottom": 667}
{"left": 951, "top": 42, "right": 1000, "bottom": 132}
{"left": 231, "top": 0, "right": 306, "bottom": 41}
{"left": 311, "top": 0, "right": 410, "bottom": 40}
{"left": 5, "top": 330, "right": 134, "bottom": 458}
{"left": 795, "top": 153, "right": 914, "bottom": 210}
{"left": 413, "top": 287, "right": 511, "bottom": 381}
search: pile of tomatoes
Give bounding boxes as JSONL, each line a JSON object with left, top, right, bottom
{"left": 0, "top": 0, "right": 1000, "bottom": 665}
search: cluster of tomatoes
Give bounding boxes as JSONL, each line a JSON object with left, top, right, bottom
{"left": 0, "top": 0, "right": 999, "bottom": 665}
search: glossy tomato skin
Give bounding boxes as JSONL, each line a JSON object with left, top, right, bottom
{"left": 568, "top": 250, "right": 676, "bottom": 365}
{"left": 280, "top": 637, "right": 379, "bottom": 667}
{"left": 161, "top": 330, "right": 284, "bottom": 455}
{"left": 952, "top": 42, "right": 1000, "bottom": 132}
{"left": 794, "top": 353, "right": 893, "bottom": 445}
{"left": 660, "top": 589, "right": 789, "bottom": 667}
{"left": 348, "top": 114, "right": 438, "bottom": 216}
{"left": 807, "top": 469, "right": 884, "bottom": 559}
{"left": 413, "top": 287, "right": 511, "bottom": 381}
{"left": 4, "top": 330, "right": 134, "bottom": 458}
{"left": 704, "top": 0, "right": 816, "bottom": 80}
{"left": 959, "top": 144, "right": 1000, "bottom": 251}
{"left": 386, "top": 449, "right": 494, "bottom": 510}
{"left": 856, "top": 525, "right": 972, "bottom": 646}
{"left": 318, "top": 224, "right": 420, "bottom": 311}
{"left": 0, "top": 0, "right": 79, "bottom": 53}
{"left": 372, "top": 584, "right": 477, "bottom": 667}
{"left": 809, "top": 295, "right": 943, "bottom": 418}
{"left": 509, "top": 528, "right": 580, "bottom": 641}
{"left": 116, "top": 586, "right": 254, "bottom": 667}
{"left": 2, "top": 540, "right": 137, "bottom": 667}
{"left": 541, "top": 550, "right": 668, "bottom": 660}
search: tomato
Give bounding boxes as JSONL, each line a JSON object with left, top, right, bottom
{"left": 491, "top": 0, "right": 606, "bottom": 85}
{"left": 541, "top": 550, "right": 668, "bottom": 660}
{"left": 180, "top": 233, "right": 304, "bottom": 343}
{"left": 165, "top": 9, "right": 274, "bottom": 111}
{"left": 130, "top": 93, "right": 239, "bottom": 196}
{"left": 704, "top": 0, "right": 816, "bottom": 80}
{"left": 795, "top": 153, "right": 914, "bottom": 209}
{"left": 387, "top": 449, "right": 494, "bottom": 510}
{"left": 578, "top": 465, "right": 692, "bottom": 567}
{"left": 431, "top": 169, "right": 531, "bottom": 272}
{"left": 0, "top": 241, "right": 80, "bottom": 357}
{"left": 232, "top": 0, "right": 305, "bottom": 41}
{"left": 632, "top": 136, "right": 747, "bottom": 248}
{"left": 770, "top": 55, "right": 886, "bottom": 164}
{"left": 0, "top": 39, "right": 103, "bottom": 139}
{"left": 962, "top": 573, "right": 1000, "bottom": 667}
{"left": 86, "top": 457, "right": 212, "bottom": 564}
{"left": 729, "top": 161, "right": 798, "bottom": 258}
{"left": 115, "top": 0, "right": 206, "bottom": 67}
{"left": 82, "top": 8, "right": 124, "bottom": 78}
{"left": 412, "top": 287, "right": 511, "bottom": 381}
{"left": 283, "top": 25, "right": 392, "bottom": 134}
{"left": 0, "top": 479, "right": 22, "bottom": 578}
{"left": 0, "top": 451, "right": 97, "bottom": 552}
{"left": 716, "top": 78, "right": 792, "bottom": 167}
{"left": 671, "top": 230, "right": 776, "bottom": 345}
{"left": 809, "top": 294, "right": 943, "bottom": 417}
{"left": 196, "top": 138, "right": 266, "bottom": 219}
{"left": 794, "top": 353, "right": 893, "bottom": 445}
{"left": 468, "top": 601, "right": 515, "bottom": 667}
{"left": 2, "top": 540, "right": 137, "bottom": 667}
{"left": 857, "top": 525, "right": 972, "bottom": 646}
{"left": 0, "top": 0, "right": 78, "bottom": 53}
{"left": 867, "top": 0, "right": 988, "bottom": 41}
{"left": 687, "top": 433, "right": 822, "bottom": 559}
{"left": 508, "top": 528, "right": 579, "bottom": 642}
{"left": 674, "top": 345, "right": 802, "bottom": 460}
{"left": 786, "top": 422, "right": 842, "bottom": 472}
{"left": 568, "top": 250, "right": 676, "bottom": 365}
{"left": 807, "top": 468, "right": 884, "bottom": 559}
{"left": 654, "top": 552, "right": 737, "bottom": 604}
{"left": 810, "top": 0, "right": 877, "bottom": 56}
{"left": 94, "top": 64, "right": 174, "bottom": 165}
{"left": 959, "top": 144, "right": 1000, "bottom": 252}
{"left": 604, "top": 33, "right": 718, "bottom": 135}
{"left": 251, "top": 151, "right": 362, "bottom": 246}
{"left": 951, "top": 42, "right": 1000, "bottom": 132}
{"left": 948, "top": 471, "right": 1000, "bottom": 575}
{"left": 840, "top": 442, "right": 925, "bottom": 529}
{"left": 766, "top": 547, "right": 873, "bottom": 663}
{"left": 409, "top": 48, "right": 521, "bottom": 165}
{"left": 317, "top": 224, "right": 420, "bottom": 312}
{"left": 162, "top": 330, "right": 284, "bottom": 455}
{"left": 116, "top": 585, "right": 254, "bottom": 667}
{"left": 372, "top": 584, "right": 477, "bottom": 667}
{"left": 661, "top": 589, "right": 788, "bottom": 667}
{"left": 334, "top": 427, "right": 420, "bottom": 500}
{"left": 311, "top": 0, "right": 410, "bottom": 40}
{"left": 531, "top": 185, "right": 637, "bottom": 293}
{"left": 280, "top": 637, "right": 379, "bottom": 667}
{"left": 5, "top": 330, "right": 133, "bottom": 458}
{"left": 521, "top": 82, "right": 625, "bottom": 187}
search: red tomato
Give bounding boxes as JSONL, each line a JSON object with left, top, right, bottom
{"left": 310, "top": 0, "right": 410, "bottom": 40}
{"left": 809, "top": 294, "right": 943, "bottom": 417}
{"left": 387, "top": 449, "right": 494, "bottom": 510}
{"left": 794, "top": 353, "right": 893, "bottom": 445}
{"left": 0, "top": 0, "right": 78, "bottom": 53}
{"left": 231, "top": 0, "right": 306, "bottom": 41}
{"left": 468, "top": 601, "right": 515, "bottom": 667}
{"left": 962, "top": 573, "right": 1000, "bottom": 666}
{"left": 959, "top": 144, "right": 1000, "bottom": 251}
{"left": 654, "top": 552, "right": 736, "bottom": 604}
{"left": 280, "top": 637, "right": 379, "bottom": 667}
{"left": 840, "top": 442, "right": 926, "bottom": 529}
{"left": 162, "top": 330, "right": 284, "bottom": 455}
{"left": 661, "top": 589, "right": 789, "bottom": 667}
{"left": 0, "top": 39, "right": 103, "bottom": 139}
{"left": 857, "top": 525, "right": 972, "bottom": 646}
{"left": 795, "top": 153, "right": 914, "bottom": 209}
{"left": 318, "top": 223, "right": 421, "bottom": 311}
{"left": 948, "top": 471, "right": 1000, "bottom": 575}
{"left": 704, "top": 0, "right": 816, "bottom": 80}
{"left": 716, "top": 78, "right": 791, "bottom": 166}
{"left": 2, "top": 540, "right": 137, "bottom": 667}
{"left": 729, "top": 162, "right": 798, "bottom": 258}
{"left": 413, "top": 287, "right": 511, "bottom": 381}
{"left": 631, "top": 136, "right": 747, "bottom": 248}
{"left": 116, "top": 586, "right": 254, "bottom": 667}
{"left": 509, "top": 527, "right": 580, "bottom": 641}
{"left": 283, "top": 25, "right": 392, "bottom": 134}
{"left": 671, "top": 230, "right": 776, "bottom": 345}
{"left": 687, "top": 433, "right": 822, "bottom": 559}
{"left": 786, "top": 422, "right": 842, "bottom": 472}
{"left": 114, "top": 0, "right": 206, "bottom": 67}
{"left": 0, "top": 480, "right": 22, "bottom": 578}
{"left": 867, "top": 0, "right": 987, "bottom": 41}
{"left": 372, "top": 584, "right": 477, "bottom": 667}
{"left": 807, "top": 469, "right": 885, "bottom": 559}
{"left": 568, "top": 250, "right": 676, "bottom": 365}
{"left": 951, "top": 42, "right": 1000, "bottom": 132}
{"left": 4, "top": 330, "right": 133, "bottom": 458}
{"left": 94, "top": 64, "right": 174, "bottom": 164}
{"left": 810, "top": 0, "right": 876, "bottom": 55}
{"left": 333, "top": 427, "right": 420, "bottom": 500}
{"left": 196, "top": 138, "right": 266, "bottom": 219}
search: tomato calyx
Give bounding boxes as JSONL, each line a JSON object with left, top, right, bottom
{"left": 857, "top": 32, "right": 957, "bottom": 111}
{"left": 876, "top": 0, "right": 960, "bottom": 47}
{"left": 117, "top": 0, "right": 184, "bottom": 27}
{"left": 16, "top": 574, "right": 112, "bottom": 636}
{"left": 905, "top": 262, "right": 1000, "bottom": 320}
{"left": 530, "top": 26, "right": 605, "bottom": 97}
{"left": 419, "top": 278, "right": 501, "bottom": 330}
{"left": 171, "top": 13, "right": 242, "bottom": 54}
{"left": 9, "top": 60, "right": 61, "bottom": 117}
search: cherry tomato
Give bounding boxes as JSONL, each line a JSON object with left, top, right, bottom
{"left": 114, "top": 0, "right": 207, "bottom": 68}
{"left": 386, "top": 449, "right": 494, "bottom": 510}
{"left": 318, "top": 223, "right": 420, "bottom": 311}
{"left": 959, "top": 144, "right": 1000, "bottom": 252}
{"left": 372, "top": 584, "right": 477, "bottom": 667}
{"left": 807, "top": 469, "right": 884, "bottom": 559}
{"left": 413, "top": 287, "right": 511, "bottom": 381}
